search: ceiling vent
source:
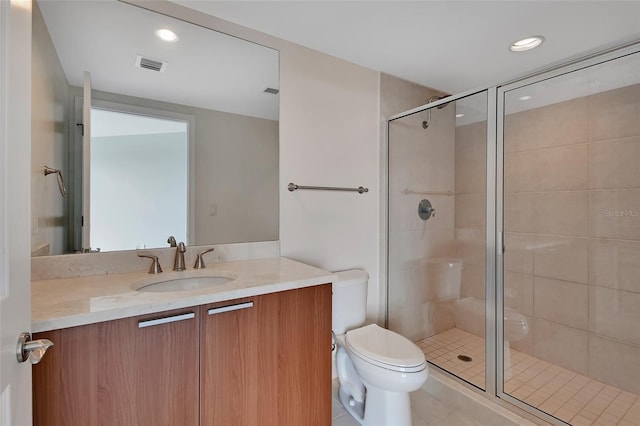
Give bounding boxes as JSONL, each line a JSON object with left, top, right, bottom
{"left": 263, "top": 87, "right": 279, "bottom": 95}
{"left": 135, "top": 55, "right": 167, "bottom": 73}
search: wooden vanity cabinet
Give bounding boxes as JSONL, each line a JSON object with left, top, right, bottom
{"left": 33, "top": 284, "right": 332, "bottom": 426}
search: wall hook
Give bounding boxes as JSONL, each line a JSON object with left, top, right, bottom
{"left": 44, "top": 166, "right": 67, "bottom": 197}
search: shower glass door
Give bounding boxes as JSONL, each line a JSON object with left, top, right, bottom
{"left": 387, "top": 89, "right": 490, "bottom": 390}
{"left": 500, "top": 49, "right": 640, "bottom": 424}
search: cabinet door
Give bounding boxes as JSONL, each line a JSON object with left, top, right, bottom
{"left": 260, "top": 284, "right": 332, "bottom": 425}
{"left": 33, "top": 307, "right": 200, "bottom": 426}
{"left": 32, "top": 326, "right": 99, "bottom": 425}
{"left": 200, "top": 297, "right": 259, "bottom": 425}
{"left": 200, "top": 284, "right": 332, "bottom": 425}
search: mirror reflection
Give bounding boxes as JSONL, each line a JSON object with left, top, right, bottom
{"left": 31, "top": 0, "right": 279, "bottom": 256}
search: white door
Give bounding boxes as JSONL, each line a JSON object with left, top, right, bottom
{"left": 0, "top": 0, "right": 34, "bottom": 424}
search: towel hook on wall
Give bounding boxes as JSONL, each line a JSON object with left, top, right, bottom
{"left": 43, "top": 166, "right": 67, "bottom": 197}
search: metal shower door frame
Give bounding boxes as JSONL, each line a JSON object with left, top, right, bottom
{"left": 387, "top": 38, "right": 640, "bottom": 426}
{"left": 495, "top": 40, "right": 640, "bottom": 425}
{"left": 387, "top": 86, "right": 499, "bottom": 397}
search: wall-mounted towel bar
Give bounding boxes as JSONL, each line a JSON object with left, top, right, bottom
{"left": 44, "top": 166, "right": 66, "bottom": 197}
{"left": 288, "top": 183, "right": 369, "bottom": 194}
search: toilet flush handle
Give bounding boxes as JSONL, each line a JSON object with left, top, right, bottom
{"left": 331, "top": 331, "right": 336, "bottom": 351}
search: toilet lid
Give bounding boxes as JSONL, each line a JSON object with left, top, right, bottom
{"left": 345, "top": 324, "right": 426, "bottom": 373}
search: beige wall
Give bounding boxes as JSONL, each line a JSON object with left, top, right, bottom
{"left": 278, "top": 43, "right": 381, "bottom": 321}
{"left": 31, "top": 2, "right": 70, "bottom": 256}
{"left": 497, "top": 84, "right": 640, "bottom": 394}
{"left": 192, "top": 110, "right": 278, "bottom": 245}
{"left": 69, "top": 86, "right": 279, "bottom": 247}
{"left": 384, "top": 73, "right": 455, "bottom": 341}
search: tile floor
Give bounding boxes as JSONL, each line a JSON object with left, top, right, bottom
{"left": 418, "top": 328, "right": 640, "bottom": 426}
{"left": 331, "top": 379, "right": 484, "bottom": 426}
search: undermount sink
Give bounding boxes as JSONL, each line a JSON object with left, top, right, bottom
{"left": 135, "top": 275, "right": 235, "bottom": 293}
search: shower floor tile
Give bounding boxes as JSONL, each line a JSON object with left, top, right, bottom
{"left": 417, "top": 328, "right": 640, "bottom": 426}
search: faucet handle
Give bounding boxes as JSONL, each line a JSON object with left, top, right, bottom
{"left": 193, "top": 248, "right": 215, "bottom": 269}
{"left": 167, "top": 236, "right": 177, "bottom": 247}
{"left": 138, "top": 253, "right": 163, "bottom": 274}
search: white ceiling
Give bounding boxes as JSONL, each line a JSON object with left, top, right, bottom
{"left": 173, "top": 1, "right": 640, "bottom": 95}
{"left": 37, "top": 0, "right": 279, "bottom": 120}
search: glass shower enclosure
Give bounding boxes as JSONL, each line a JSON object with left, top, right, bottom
{"left": 387, "top": 43, "right": 640, "bottom": 425}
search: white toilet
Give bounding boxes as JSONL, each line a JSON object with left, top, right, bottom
{"left": 333, "top": 269, "right": 428, "bottom": 426}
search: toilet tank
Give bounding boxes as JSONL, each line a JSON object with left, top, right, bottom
{"left": 332, "top": 269, "right": 368, "bottom": 335}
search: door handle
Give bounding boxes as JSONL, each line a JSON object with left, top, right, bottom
{"left": 208, "top": 301, "right": 254, "bottom": 315}
{"left": 16, "top": 332, "right": 54, "bottom": 364}
{"left": 138, "top": 312, "right": 195, "bottom": 328}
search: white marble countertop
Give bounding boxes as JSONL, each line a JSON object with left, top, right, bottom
{"left": 32, "top": 257, "right": 335, "bottom": 333}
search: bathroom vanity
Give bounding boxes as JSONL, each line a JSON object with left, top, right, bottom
{"left": 30, "top": 257, "right": 334, "bottom": 425}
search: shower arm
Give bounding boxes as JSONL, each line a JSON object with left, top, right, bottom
{"left": 422, "top": 95, "right": 449, "bottom": 129}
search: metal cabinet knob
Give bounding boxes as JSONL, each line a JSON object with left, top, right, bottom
{"left": 16, "top": 332, "right": 54, "bottom": 364}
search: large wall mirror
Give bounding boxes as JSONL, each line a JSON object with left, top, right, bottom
{"left": 31, "top": 0, "right": 279, "bottom": 256}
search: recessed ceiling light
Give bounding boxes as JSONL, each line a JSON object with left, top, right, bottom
{"left": 456, "top": 113, "right": 465, "bottom": 118}
{"left": 155, "top": 29, "right": 178, "bottom": 43}
{"left": 519, "top": 95, "right": 533, "bottom": 101}
{"left": 510, "top": 36, "right": 544, "bottom": 52}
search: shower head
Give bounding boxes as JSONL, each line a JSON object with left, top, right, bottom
{"left": 422, "top": 95, "right": 450, "bottom": 129}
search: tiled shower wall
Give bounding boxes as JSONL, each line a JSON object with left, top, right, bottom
{"left": 457, "top": 84, "right": 640, "bottom": 395}
{"left": 389, "top": 76, "right": 639, "bottom": 395}
{"left": 454, "top": 120, "right": 487, "bottom": 306}
{"left": 383, "top": 73, "right": 457, "bottom": 342}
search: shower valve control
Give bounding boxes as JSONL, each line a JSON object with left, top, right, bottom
{"left": 418, "top": 199, "right": 435, "bottom": 221}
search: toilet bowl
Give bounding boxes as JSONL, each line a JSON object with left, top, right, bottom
{"left": 333, "top": 270, "right": 428, "bottom": 426}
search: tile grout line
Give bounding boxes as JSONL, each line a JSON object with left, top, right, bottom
{"left": 519, "top": 361, "right": 563, "bottom": 408}
{"left": 569, "top": 381, "right": 618, "bottom": 425}
{"left": 617, "top": 394, "right": 640, "bottom": 424}
{"left": 551, "top": 375, "right": 594, "bottom": 420}
{"left": 591, "top": 386, "right": 622, "bottom": 425}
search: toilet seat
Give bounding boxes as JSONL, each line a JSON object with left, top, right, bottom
{"left": 345, "top": 324, "right": 426, "bottom": 373}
